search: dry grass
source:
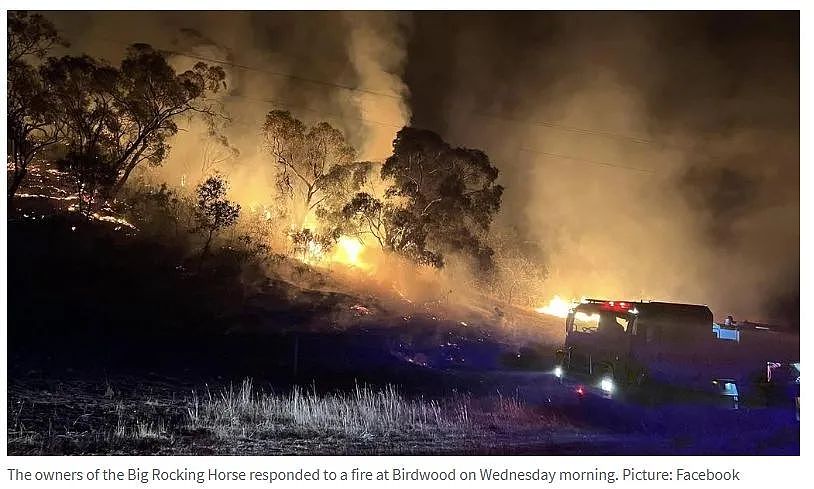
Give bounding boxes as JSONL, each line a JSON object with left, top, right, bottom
{"left": 186, "top": 379, "right": 473, "bottom": 441}
{"left": 8, "top": 377, "right": 574, "bottom": 454}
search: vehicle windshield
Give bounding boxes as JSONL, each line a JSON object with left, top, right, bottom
{"left": 569, "top": 308, "right": 631, "bottom": 334}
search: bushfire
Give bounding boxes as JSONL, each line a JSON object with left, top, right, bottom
{"left": 535, "top": 295, "right": 573, "bottom": 318}
{"left": 296, "top": 234, "right": 371, "bottom": 271}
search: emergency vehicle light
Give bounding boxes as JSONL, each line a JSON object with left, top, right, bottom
{"left": 582, "top": 299, "right": 640, "bottom": 314}
{"left": 600, "top": 301, "right": 632, "bottom": 313}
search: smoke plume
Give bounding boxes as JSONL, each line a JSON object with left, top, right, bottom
{"left": 404, "top": 12, "right": 799, "bottom": 321}
{"left": 40, "top": 12, "right": 799, "bottom": 322}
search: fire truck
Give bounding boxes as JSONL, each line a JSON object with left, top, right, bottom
{"left": 554, "top": 299, "right": 799, "bottom": 411}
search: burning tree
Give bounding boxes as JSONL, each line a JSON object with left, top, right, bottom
{"left": 289, "top": 227, "right": 340, "bottom": 262}
{"left": 192, "top": 174, "right": 241, "bottom": 260}
{"left": 261, "top": 110, "right": 371, "bottom": 231}
{"left": 6, "top": 11, "right": 67, "bottom": 201}
{"left": 343, "top": 127, "right": 503, "bottom": 269}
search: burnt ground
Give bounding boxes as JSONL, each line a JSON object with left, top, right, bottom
{"left": 6, "top": 211, "right": 800, "bottom": 455}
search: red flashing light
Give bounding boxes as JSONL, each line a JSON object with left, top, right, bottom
{"left": 599, "top": 301, "right": 632, "bottom": 313}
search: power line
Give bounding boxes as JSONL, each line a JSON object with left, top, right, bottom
{"left": 224, "top": 94, "right": 405, "bottom": 129}
{"left": 94, "top": 35, "right": 402, "bottom": 100}
{"left": 473, "top": 111, "right": 659, "bottom": 147}
{"left": 83, "top": 34, "right": 676, "bottom": 149}
{"left": 518, "top": 148, "right": 655, "bottom": 174}
{"left": 224, "top": 95, "right": 656, "bottom": 173}
{"left": 215, "top": 94, "right": 659, "bottom": 173}
{"left": 76, "top": 33, "right": 671, "bottom": 173}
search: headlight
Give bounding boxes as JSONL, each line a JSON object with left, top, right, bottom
{"left": 554, "top": 366, "right": 563, "bottom": 378}
{"left": 600, "top": 377, "right": 614, "bottom": 393}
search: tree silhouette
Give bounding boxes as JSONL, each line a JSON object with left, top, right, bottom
{"left": 41, "top": 55, "right": 119, "bottom": 211}
{"left": 6, "top": 12, "right": 67, "bottom": 201}
{"left": 8, "top": 11, "right": 66, "bottom": 64}
{"left": 344, "top": 127, "right": 503, "bottom": 269}
{"left": 108, "top": 44, "right": 227, "bottom": 195}
{"left": 193, "top": 174, "right": 241, "bottom": 261}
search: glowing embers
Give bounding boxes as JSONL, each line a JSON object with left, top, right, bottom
{"left": 90, "top": 213, "right": 137, "bottom": 229}
{"left": 350, "top": 304, "right": 372, "bottom": 316}
{"left": 65, "top": 203, "right": 137, "bottom": 230}
{"left": 16, "top": 193, "right": 79, "bottom": 201}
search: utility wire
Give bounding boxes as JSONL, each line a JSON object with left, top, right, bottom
{"left": 518, "top": 148, "right": 655, "bottom": 174}
{"left": 222, "top": 97, "right": 655, "bottom": 173}
{"left": 474, "top": 110, "right": 659, "bottom": 147}
{"left": 224, "top": 94, "right": 405, "bottom": 129}
{"left": 87, "top": 34, "right": 670, "bottom": 148}
{"left": 78, "top": 33, "right": 667, "bottom": 173}
{"left": 94, "top": 35, "right": 402, "bottom": 100}
{"left": 218, "top": 95, "right": 659, "bottom": 173}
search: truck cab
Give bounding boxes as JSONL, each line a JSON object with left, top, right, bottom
{"left": 556, "top": 299, "right": 742, "bottom": 404}
{"left": 555, "top": 299, "right": 799, "bottom": 411}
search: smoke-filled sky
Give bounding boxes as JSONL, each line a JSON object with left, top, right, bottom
{"left": 40, "top": 11, "right": 799, "bottom": 322}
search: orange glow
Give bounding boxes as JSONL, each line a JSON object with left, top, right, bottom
{"left": 295, "top": 234, "right": 371, "bottom": 271}
{"left": 535, "top": 295, "right": 573, "bottom": 318}
{"left": 331, "top": 236, "right": 366, "bottom": 268}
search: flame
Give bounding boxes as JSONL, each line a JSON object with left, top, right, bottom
{"left": 535, "top": 295, "right": 573, "bottom": 318}
{"left": 333, "top": 236, "right": 364, "bottom": 266}
{"left": 329, "top": 236, "right": 372, "bottom": 270}
{"left": 295, "top": 234, "right": 371, "bottom": 270}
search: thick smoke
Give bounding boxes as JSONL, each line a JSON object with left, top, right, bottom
{"left": 342, "top": 12, "right": 412, "bottom": 160}
{"left": 405, "top": 12, "right": 799, "bottom": 322}
{"left": 42, "top": 11, "right": 412, "bottom": 202}
{"left": 40, "top": 12, "right": 799, "bottom": 322}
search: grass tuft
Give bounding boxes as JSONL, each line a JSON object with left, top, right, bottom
{"left": 186, "top": 379, "right": 472, "bottom": 442}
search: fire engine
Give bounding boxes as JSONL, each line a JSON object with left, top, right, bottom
{"left": 554, "top": 299, "right": 799, "bottom": 412}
